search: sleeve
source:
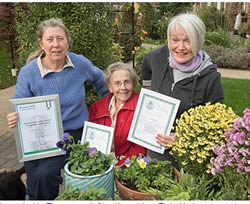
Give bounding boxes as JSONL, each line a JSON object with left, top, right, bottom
{"left": 14, "top": 68, "right": 34, "bottom": 99}
{"left": 88, "top": 102, "right": 97, "bottom": 122}
{"left": 141, "top": 53, "right": 152, "bottom": 87}
{"left": 82, "top": 56, "right": 108, "bottom": 97}
{"left": 206, "top": 72, "right": 224, "bottom": 104}
{"left": 88, "top": 66, "right": 109, "bottom": 97}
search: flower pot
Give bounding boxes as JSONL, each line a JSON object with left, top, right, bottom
{"left": 64, "top": 162, "right": 114, "bottom": 199}
{"left": 115, "top": 177, "right": 158, "bottom": 200}
{"left": 115, "top": 167, "right": 180, "bottom": 200}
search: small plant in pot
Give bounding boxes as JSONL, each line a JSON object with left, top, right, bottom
{"left": 115, "top": 154, "right": 180, "bottom": 200}
{"left": 56, "top": 132, "right": 115, "bottom": 199}
{"left": 56, "top": 185, "right": 107, "bottom": 200}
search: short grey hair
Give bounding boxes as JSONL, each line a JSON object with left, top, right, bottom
{"left": 167, "top": 13, "right": 206, "bottom": 56}
{"left": 105, "top": 62, "right": 137, "bottom": 89}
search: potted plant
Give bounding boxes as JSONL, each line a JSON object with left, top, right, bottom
{"left": 56, "top": 133, "right": 115, "bottom": 199}
{"left": 148, "top": 169, "right": 223, "bottom": 200}
{"left": 169, "top": 102, "right": 237, "bottom": 176}
{"left": 56, "top": 185, "right": 107, "bottom": 200}
{"left": 115, "top": 154, "right": 180, "bottom": 200}
{"left": 210, "top": 108, "right": 250, "bottom": 200}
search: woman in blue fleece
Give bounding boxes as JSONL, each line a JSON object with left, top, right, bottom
{"left": 6, "top": 18, "right": 108, "bottom": 200}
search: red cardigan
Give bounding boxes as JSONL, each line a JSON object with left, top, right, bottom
{"left": 89, "top": 92, "right": 146, "bottom": 166}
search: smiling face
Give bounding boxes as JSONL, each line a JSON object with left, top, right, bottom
{"left": 169, "top": 25, "right": 194, "bottom": 64}
{"left": 108, "top": 70, "right": 133, "bottom": 107}
{"left": 39, "top": 26, "right": 69, "bottom": 63}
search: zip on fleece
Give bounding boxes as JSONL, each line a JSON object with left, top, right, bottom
{"left": 171, "top": 83, "right": 175, "bottom": 92}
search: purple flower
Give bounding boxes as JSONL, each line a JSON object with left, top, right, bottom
{"left": 88, "top": 147, "right": 97, "bottom": 157}
{"left": 56, "top": 141, "right": 63, "bottom": 149}
{"left": 125, "top": 158, "right": 130, "bottom": 164}
{"left": 143, "top": 157, "right": 150, "bottom": 164}
{"left": 137, "top": 154, "right": 143, "bottom": 160}
{"left": 62, "top": 132, "right": 70, "bottom": 141}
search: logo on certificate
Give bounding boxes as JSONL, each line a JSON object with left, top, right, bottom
{"left": 146, "top": 100, "right": 154, "bottom": 110}
{"left": 88, "top": 132, "right": 95, "bottom": 140}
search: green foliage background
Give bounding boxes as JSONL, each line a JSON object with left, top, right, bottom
{"left": 14, "top": 3, "right": 117, "bottom": 70}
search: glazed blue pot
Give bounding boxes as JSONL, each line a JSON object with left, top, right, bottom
{"left": 64, "top": 162, "right": 114, "bottom": 199}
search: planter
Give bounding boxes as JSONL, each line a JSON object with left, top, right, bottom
{"left": 115, "top": 167, "right": 181, "bottom": 200}
{"left": 64, "top": 162, "right": 114, "bottom": 199}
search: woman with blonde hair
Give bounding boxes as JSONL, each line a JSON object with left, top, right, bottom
{"left": 6, "top": 18, "right": 108, "bottom": 200}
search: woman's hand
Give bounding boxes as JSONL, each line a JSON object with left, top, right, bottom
{"left": 155, "top": 133, "right": 176, "bottom": 149}
{"left": 6, "top": 112, "right": 18, "bottom": 129}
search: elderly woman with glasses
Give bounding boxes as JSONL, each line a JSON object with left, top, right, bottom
{"left": 89, "top": 62, "right": 146, "bottom": 166}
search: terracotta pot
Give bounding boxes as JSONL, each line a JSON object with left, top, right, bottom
{"left": 115, "top": 167, "right": 180, "bottom": 200}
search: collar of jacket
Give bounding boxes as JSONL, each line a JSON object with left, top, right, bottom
{"left": 94, "top": 91, "right": 138, "bottom": 118}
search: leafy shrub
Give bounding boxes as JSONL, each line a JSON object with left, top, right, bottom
{"left": 135, "top": 46, "right": 154, "bottom": 83}
{"left": 14, "top": 3, "right": 116, "bottom": 69}
{"left": 198, "top": 6, "right": 229, "bottom": 31}
{"left": 203, "top": 45, "right": 250, "bottom": 70}
{"left": 205, "top": 31, "right": 233, "bottom": 48}
{"left": 0, "top": 38, "right": 16, "bottom": 89}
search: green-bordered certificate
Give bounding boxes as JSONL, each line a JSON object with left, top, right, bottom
{"left": 128, "top": 88, "right": 180, "bottom": 154}
{"left": 81, "top": 121, "right": 114, "bottom": 154}
{"left": 9, "top": 94, "right": 65, "bottom": 162}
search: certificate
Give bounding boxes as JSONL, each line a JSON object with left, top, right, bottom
{"left": 81, "top": 121, "right": 114, "bottom": 154}
{"left": 128, "top": 88, "right": 180, "bottom": 154}
{"left": 9, "top": 95, "right": 65, "bottom": 162}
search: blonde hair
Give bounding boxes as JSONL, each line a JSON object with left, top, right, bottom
{"left": 167, "top": 13, "right": 206, "bottom": 56}
{"left": 26, "top": 18, "right": 72, "bottom": 63}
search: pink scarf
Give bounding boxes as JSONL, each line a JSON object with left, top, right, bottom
{"left": 169, "top": 51, "right": 202, "bottom": 73}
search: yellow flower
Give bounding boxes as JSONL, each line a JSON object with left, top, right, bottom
{"left": 170, "top": 102, "right": 237, "bottom": 175}
{"left": 138, "top": 159, "right": 147, "bottom": 169}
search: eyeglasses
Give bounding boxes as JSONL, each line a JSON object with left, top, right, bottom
{"left": 112, "top": 80, "right": 132, "bottom": 88}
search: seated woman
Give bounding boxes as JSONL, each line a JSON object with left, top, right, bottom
{"left": 89, "top": 62, "right": 146, "bottom": 166}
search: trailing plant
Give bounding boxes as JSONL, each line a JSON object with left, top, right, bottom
{"left": 57, "top": 132, "right": 114, "bottom": 176}
{"left": 56, "top": 185, "right": 106, "bottom": 200}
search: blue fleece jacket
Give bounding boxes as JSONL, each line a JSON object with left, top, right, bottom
{"left": 14, "top": 52, "right": 108, "bottom": 130}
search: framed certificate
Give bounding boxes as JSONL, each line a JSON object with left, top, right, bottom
{"left": 81, "top": 121, "right": 114, "bottom": 154}
{"left": 9, "top": 94, "right": 65, "bottom": 162}
{"left": 128, "top": 88, "right": 180, "bottom": 154}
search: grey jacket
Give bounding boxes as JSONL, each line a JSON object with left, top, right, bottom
{"left": 141, "top": 45, "right": 224, "bottom": 167}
